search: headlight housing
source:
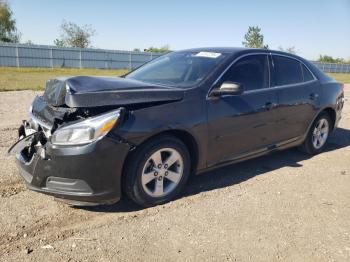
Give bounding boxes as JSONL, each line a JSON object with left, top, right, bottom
{"left": 51, "top": 109, "right": 121, "bottom": 145}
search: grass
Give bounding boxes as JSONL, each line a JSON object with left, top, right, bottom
{"left": 0, "top": 67, "right": 349, "bottom": 92}
{"left": 328, "top": 73, "right": 350, "bottom": 84}
{"left": 0, "top": 67, "right": 129, "bottom": 91}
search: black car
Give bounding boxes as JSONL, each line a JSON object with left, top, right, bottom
{"left": 9, "top": 48, "right": 344, "bottom": 207}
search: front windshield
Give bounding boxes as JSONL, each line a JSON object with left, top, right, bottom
{"left": 125, "top": 51, "right": 228, "bottom": 88}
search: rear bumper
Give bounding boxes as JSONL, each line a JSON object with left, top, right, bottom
{"left": 14, "top": 132, "right": 130, "bottom": 206}
{"left": 334, "top": 95, "right": 344, "bottom": 129}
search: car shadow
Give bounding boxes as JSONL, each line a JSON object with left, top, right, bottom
{"left": 80, "top": 127, "right": 350, "bottom": 213}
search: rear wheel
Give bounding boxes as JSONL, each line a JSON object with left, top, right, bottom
{"left": 123, "top": 136, "right": 190, "bottom": 207}
{"left": 300, "top": 112, "right": 331, "bottom": 155}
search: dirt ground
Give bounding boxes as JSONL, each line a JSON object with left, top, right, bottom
{"left": 0, "top": 87, "right": 349, "bottom": 262}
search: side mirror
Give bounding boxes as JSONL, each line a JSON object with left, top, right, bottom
{"left": 210, "top": 82, "right": 244, "bottom": 97}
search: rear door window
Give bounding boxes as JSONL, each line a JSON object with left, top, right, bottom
{"left": 272, "top": 56, "right": 303, "bottom": 86}
{"left": 221, "top": 55, "right": 269, "bottom": 91}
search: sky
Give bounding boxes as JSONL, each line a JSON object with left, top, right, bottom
{"left": 8, "top": 0, "right": 350, "bottom": 60}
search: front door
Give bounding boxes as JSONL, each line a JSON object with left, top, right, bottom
{"left": 206, "top": 54, "right": 278, "bottom": 167}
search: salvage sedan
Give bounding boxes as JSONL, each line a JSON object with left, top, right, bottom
{"left": 8, "top": 48, "right": 344, "bottom": 207}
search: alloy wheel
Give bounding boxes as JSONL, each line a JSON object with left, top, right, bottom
{"left": 312, "top": 118, "right": 329, "bottom": 149}
{"left": 141, "top": 148, "right": 184, "bottom": 198}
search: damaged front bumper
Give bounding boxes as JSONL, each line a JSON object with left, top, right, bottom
{"left": 8, "top": 123, "right": 131, "bottom": 206}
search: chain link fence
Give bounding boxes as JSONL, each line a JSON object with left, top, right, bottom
{"left": 311, "top": 61, "right": 350, "bottom": 73}
{"left": 0, "top": 43, "right": 349, "bottom": 73}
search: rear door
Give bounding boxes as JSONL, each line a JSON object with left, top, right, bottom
{"left": 206, "top": 54, "right": 279, "bottom": 167}
{"left": 270, "top": 54, "right": 320, "bottom": 142}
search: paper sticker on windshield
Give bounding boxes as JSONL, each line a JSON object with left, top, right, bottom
{"left": 195, "top": 52, "right": 221, "bottom": 58}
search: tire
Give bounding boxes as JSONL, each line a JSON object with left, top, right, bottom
{"left": 300, "top": 112, "right": 331, "bottom": 155}
{"left": 123, "top": 135, "right": 191, "bottom": 207}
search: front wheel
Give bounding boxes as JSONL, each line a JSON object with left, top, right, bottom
{"left": 123, "top": 136, "right": 191, "bottom": 207}
{"left": 300, "top": 112, "right": 331, "bottom": 155}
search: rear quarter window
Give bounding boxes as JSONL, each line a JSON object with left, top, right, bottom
{"left": 301, "top": 64, "right": 315, "bottom": 82}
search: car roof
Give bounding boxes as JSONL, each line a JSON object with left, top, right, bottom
{"left": 171, "top": 47, "right": 328, "bottom": 82}
{"left": 177, "top": 47, "right": 304, "bottom": 60}
{"left": 180, "top": 47, "right": 249, "bottom": 54}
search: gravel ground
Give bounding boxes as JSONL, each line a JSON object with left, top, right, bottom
{"left": 0, "top": 88, "right": 349, "bottom": 262}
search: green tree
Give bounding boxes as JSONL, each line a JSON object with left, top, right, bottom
{"left": 54, "top": 20, "right": 95, "bottom": 48}
{"left": 144, "top": 45, "right": 170, "bottom": 53}
{"left": 24, "top": 40, "right": 34, "bottom": 45}
{"left": 133, "top": 48, "right": 141, "bottom": 52}
{"left": 53, "top": 38, "right": 65, "bottom": 47}
{"left": 318, "top": 55, "right": 348, "bottom": 64}
{"left": 0, "top": 0, "right": 20, "bottom": 43}
{"left": 278, "top": 46, "right": 297, "bottom": 55}
{"left": 242, "top": 26, "right": 268, "bottom": 49}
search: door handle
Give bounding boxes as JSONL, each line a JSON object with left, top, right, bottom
{"left": 309, "top": 93, "right": 319, "bottom": 100}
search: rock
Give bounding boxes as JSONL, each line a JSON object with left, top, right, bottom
{"left": 24, "top": 247, "right": 33, "bottom": 254}
{"left": 23, "top": 233, "right": 27, "bottom": 238}
{"left": 41, "top": 244, "right": 54, "bottom": 249}
{"left": 72, "top": 243, "right": 76, "bottom": 248}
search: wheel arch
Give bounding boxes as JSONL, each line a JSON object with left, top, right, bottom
{"left": 322, "top": 107, "right": 336, "bottom": 131}
{"left": 158, "top": 130, "right": 199, "bottom": 174}
{"left": 302, "top": 106, "right": 337, "bottom": 145}
{"left": 122, "top": 129, "right": 199, "bottom": 179}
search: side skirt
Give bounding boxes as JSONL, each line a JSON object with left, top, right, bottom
{"left": 196, "top": 136, "right": 304, "bottom": 175}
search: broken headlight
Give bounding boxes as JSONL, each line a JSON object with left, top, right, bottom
{"left": 51, "top": 109, "right": 121, "bottom": 146}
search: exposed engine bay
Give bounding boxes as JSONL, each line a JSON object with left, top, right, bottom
{"left": 9, "top": 75, "right": 184, "bottom": 162}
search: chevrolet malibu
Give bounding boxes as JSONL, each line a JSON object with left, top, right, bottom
{"left": 8, "top": 48, "right": 344, "bottom": 207}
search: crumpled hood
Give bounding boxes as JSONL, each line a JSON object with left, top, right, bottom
{"left": 43, "top": 76, "right": 184, "bottom": 107}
